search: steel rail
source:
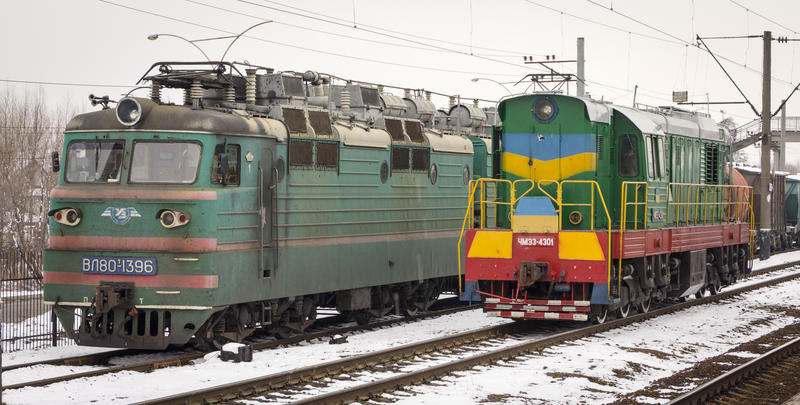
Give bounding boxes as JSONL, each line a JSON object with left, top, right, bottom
{"left": 666, "top": 336, "right": 800, "bottom": 405}
{"left": 132, "top": 324, "right": 517, "bottom": 405}
{"left": 7, "top": 247, "right": 796, "bottom": 374}
{"left": 3, "top": 301, "right": 475, "bottom": 390}
{"left": 291, "top": 269, "right": 800, "bottom": 405}
{"left": 1, "top": 348, "right": 134, "bottom": 372}
{"left": 132, "top": 265, "right": 800, "bottom": 405}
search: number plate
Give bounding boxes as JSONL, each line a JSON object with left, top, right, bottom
{"left": 516, "top": 237, "right": 555, "bottom": 247}
{"left": 81, "top": 256, "right": 157, "bottom": 275}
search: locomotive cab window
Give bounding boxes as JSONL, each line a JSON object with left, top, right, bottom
{"left": 645, "top": 136, "right": 665, "bottom": 179}
{"left": 211, "top": 144, "right": 241, "bottom": 185}
{"left": 130, "top": 141, "right": 202, "bottom": 184}
{"left": 66, "top": 140, "right": 125, "bottom": 183}
{"left": 618, "top": 134, "right": 639, "bottom": 177}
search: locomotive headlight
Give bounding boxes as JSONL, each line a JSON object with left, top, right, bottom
{"left": 568, "top": 211, "right": 583, "bottom": 225}
{"left": 116, "top": 97, "right": 143, "bottom": 126}
{"left": 532, "top": 97, "right": 557, "bottom": 123}
{"left": 158, "top": 209, "right": 190, "bottom": 228}
{"left": 162, "top": 211, "right": 175, "bottom": 226}
{"left": 49, "top": 207, "right": 82, "bottom": 226}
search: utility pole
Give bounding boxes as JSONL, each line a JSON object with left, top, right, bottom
{"left": 779, "top": 99, "right": 786, "bottom": 171}
{"left": 577, "top": 37, "right": 585, "bottom": 97}
{"left": 760, "top": 30, "right": 772, "bottom": 260}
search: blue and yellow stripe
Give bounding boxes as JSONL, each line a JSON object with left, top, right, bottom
{"left": 501, "top": 133, "right": 596, "bottom": 180}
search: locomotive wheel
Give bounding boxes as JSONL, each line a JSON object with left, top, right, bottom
{"left": 639, "top": 295, "right": 651, "bottom": 313}
{"left": 617, "top": 302, "right": 631, "bottom": 319}
{"left": 275, "top": 325, "right": 293, "bottom": 339}
{"left": 273, "top": 299, "right": 318, "bottom": 339}
{"left": 274, "top": 309, "right": 297, "bottom": 339}
{"left": 193, "top": 310, "right": 228, "bottom": 350}
{"left": 423, "top": 280, "right": 442, "bottom": 310}
{"left": 401, "top": 280, "right": 441, "bottom": 316}
{"left": 709, "top": 282, "right": 721, "bottom": 295}
{"left": 695, "top": 288, "right": 706, "bottom": 299}
{"left": 403, "top": 297, "right": 420, "bottom": 317}
{"left": 592, "top": 305, "right": 608, "bottom": 324}
{"left": 353, "top": 310, "right": 374, "bottom": 325}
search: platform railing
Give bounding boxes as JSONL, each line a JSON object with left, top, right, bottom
{"left": 666, "top": 183, "right": 753, "bottom": 226}
{"left": 457, "top": 178, "right": 535, "bottom": 292}
{"left": 620, "top": 182, "right": 755, "bottom": 292}
{"left": 558, "top": 180, "right": 613, "bottom": 300}
{"left": 620, "top": 182, "right": 649, "bottom": 231}
{"left": 618, "top": 181, "right": 649, "bottom": 299}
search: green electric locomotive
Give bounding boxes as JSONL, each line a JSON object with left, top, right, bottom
{"left": 43, "top": 62, "right": 494, "bottom": 349}
{"left": 461, "top": 93, "right": 753, "bottom": 322}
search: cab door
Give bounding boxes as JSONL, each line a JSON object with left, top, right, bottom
{"left": 645, "top": 135, "right": 668, "bottom": 228}
{"left": 259, "top": 142, "right": 276, "bottom": 276}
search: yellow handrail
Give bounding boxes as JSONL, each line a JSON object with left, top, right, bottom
{"left": 536, "top": 180, "right": 560, "bottom": 210}
{"left": 560, "top": 180, "right": 613, "bottom": 300}
{"left": 457, "top": 179, "right": 482, "bottom": 293}
{"left": 620, "top": 181, "right": 754, "bottom": 300}
{"left": 512, "top": 179, "right": 536, "bottom": 205}
{"left": 619, "top": 181, "right": 648, "bottom": 299}
{"left": 461, "top": 177, "right": 754, "bottom": 300}
{"left": 457, "top": 178, "right": 534, "bottom": 293}
{"left": 666, "top": 183, "right": 752, "bottom": 227}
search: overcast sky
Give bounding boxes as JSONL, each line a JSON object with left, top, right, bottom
{"left": 4, "top": 0, "right": 800, "bottom": 164}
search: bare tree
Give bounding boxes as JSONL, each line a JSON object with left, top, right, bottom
{"left": 0, "top": 88, "right": 70, "bottom": 279}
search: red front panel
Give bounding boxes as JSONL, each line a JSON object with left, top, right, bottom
{"left": 464, "top": 230, "right": 515, "bottom": 281}
{"left": 465, "top": 230, "right": 608, "bottom": 284}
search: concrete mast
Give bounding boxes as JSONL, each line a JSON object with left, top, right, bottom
{"left": 759, "top": 30, "right": 772, "bottom": 259}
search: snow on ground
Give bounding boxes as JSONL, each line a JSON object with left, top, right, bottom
{"left": 385, "top": 279, "right": 800, "bottom": 404}
{"left": 2, "top": 344, "right": 116, "bottom": 368}
{"left": 3, "top": 251, "right": 800, "bottom": 404}
{"left": 750, "top": 249, "right": 800, "bottom": 269}
{"left": 3, "top": 309, "right": 512, "bottom": 404}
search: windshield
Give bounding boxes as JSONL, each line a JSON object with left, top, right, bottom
{"left": 66, "top": 141, "right": 125, "bottom": 183}
{"left": 130, "top": 142, "right": 201, "bottom": 184}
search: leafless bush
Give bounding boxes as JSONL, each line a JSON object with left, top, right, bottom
{"left": 0, "top": 88, "right": 72, "bottom": 278}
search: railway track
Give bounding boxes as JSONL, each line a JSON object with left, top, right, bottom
{"left": 130, "top": 263, "right": 800, "bottom": 405}
{"left": 667, "top": 337, "right": 800, "bottom": 405}
{"left": 2, "top": 298, "right": 475, "bottom": 391}
{"left": 7, "top": 257, "right": 790, "bottom": 376}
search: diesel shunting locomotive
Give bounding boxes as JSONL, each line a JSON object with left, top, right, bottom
{"left": 460, "top": 93, "right": 754, "bottom": 322}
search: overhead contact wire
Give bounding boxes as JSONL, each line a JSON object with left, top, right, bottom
{"left": 259, "top": 0, "right": 539, "bottom": 56}
{"left": 100, "top": 0, "right": 530, "bottom": 78}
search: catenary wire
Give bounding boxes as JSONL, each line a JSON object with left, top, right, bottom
{"left": 257, "top": 0, "right": 541, "bottom": 56}
{"left": 728, "top": 0, "right": 800, "bottom": 35}
{"left": 582, "top": 0, "right": 795, "bottom": 86}
{"left": 100, "top": 0, "right": 534, "bottom": 78}
{"left": 190, "top": 0, "right": 703, "bottom": 109}
{"left": 237, "top": 0, "right": 545, "bottom": 73}
{"left": 187, "top": 0, "right": 526, "bottom": 58}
